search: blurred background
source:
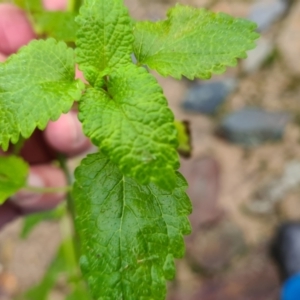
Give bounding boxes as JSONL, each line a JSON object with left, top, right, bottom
{"left": 1, "top": 0, "right": 300, "bottom": 299}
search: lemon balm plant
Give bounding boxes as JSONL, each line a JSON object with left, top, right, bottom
{"left": 0, "top": 0, "right": 258, "bottom": 299}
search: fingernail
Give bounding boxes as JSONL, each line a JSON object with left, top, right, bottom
{"left": 10, "top": 172, "right": 44, "bottom": 207}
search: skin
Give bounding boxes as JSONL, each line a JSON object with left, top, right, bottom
{"left": 0, "top": 0, "right": 90, "bottom": 229}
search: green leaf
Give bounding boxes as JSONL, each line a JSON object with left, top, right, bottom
{"left": 73, "top": 152, "right": 192, "bottom": 300}
{"left": 14, "top": 0, "right": 43, "bottom": 12}
{"left": 75, "top": 0, "right": 134, "bottom": 84}
{"left": 33, "top": 12, "right": 78, "bottom": 42}
{"left": 0, "top": 156, "right": 29, "bottom": 204}
{"left": 133, "top": 5, "right": 259, "bottom": 79}
{"left": 0, "top": 39, "right": 85, "bottom": 150}
{"left": 79, "top": 64, "right": 179, "bottom": 189}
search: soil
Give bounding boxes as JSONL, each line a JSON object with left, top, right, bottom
{"left": 1, "top": 0, "right": 300, "bottom": 299}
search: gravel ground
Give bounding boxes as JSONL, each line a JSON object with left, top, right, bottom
{"left": 2, "top": 0, "right": 300, "bottom": 299}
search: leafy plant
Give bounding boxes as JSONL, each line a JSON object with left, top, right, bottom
{"left": 0, "top": 0, "right": 259, "bottom": 299}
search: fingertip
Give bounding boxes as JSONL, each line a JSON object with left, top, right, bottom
{"left": 45, "top": 111, "right": 91, "bottom": 155}
{"left": 0, "top": 52, "right": 6, "bottom": 62}
{"left": 11, "top": 165, "right": 67, "bottom": 213}
{"left": 43, "top": 0, "right": 67, "bottom": 11}
{"left": 0, "top": 4, "right": 35, "bottom": 55}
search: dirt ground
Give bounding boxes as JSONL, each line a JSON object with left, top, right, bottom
{"left": 2, "top": 0, "right": 300, "bottom": 299}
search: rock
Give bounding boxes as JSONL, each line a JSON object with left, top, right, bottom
{"left": 271, "top": 223, "right": 300, "bottom": 279}
{"left": 191, "top": 251, "right": 280, "bottom": 300}
{"left": 248, "top": 0, "right": 290, "bottom": 32}
{"left": 277, "top": 1, "right": 300, "bottom": 76}
{"left": 186, "top": 219, "right": 246, "bottom": 274}
{"left": 219, "top": 108, "right": 291, "bottom": 147}
{"left": 182, "top": 79, "right": 237, "bottom": 115}
{"left": 249, "top": 161, "right": 300, "bottom": 214}
{"left": 267, "top": 162, "right": 300, "bottom": 203}
{"left": 242, "top": 37, "right": 274, "bottom": 73}
{"left": 180, "top": 157, "right": 223, "bottom": 233}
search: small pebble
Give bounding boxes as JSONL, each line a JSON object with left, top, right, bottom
{"left": 248, "top": 0, "right": 290, "bottom": 32}
{"left": 182, "top": 79, "right": 237, "bottom": 115}
{"left": 219, "top": 108, "right": 291, "bottom": 147}
{"left": 271, "top": 223, "right": 300, "bottom": 279}
{"left": 242, "top": 37, "right": 274, "bottom": 73}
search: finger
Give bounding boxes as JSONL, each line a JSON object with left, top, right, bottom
{"left": 0, "top": 201, "right": 21, "bottom": 230}
{"left": 0, "top": 52, "right": 6, "bottom": 62}
{"left": 20, "top": 130, "right": 57, "bottom": 165}
{"left": 10, "top": 165, "right": 67, "bottom": 213}
{"left": 43, "top": 0, "right": 67, "bottom": 11}
{"left": 44, "top": 110, "right": 91, "bottom": 156}
{"left": 0, "top": 4, "right": 35, "bottom": 55}
{"left": 76, "top": 66, "right": 87, "bottom": 84}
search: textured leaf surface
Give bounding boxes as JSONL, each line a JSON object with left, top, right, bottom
{"left": 79, "top": 64, "right": 179, "bottom": 189}
{"left": 76, "top": 0, "right": 134, "bottom": 84}
{"left": 73, "top": 152, "right": 192, "bottom": 300}
{"left": 0, "top": 156, "right": 29, "bottom": 204}
{"left": 0, "top": 39, "right": 84, "bottom": 150}
{"left": 33, "top": 12, "right": 78, "bottom": 42}
{"left": 133, "top": 5, "right": 259, "bottom": 79}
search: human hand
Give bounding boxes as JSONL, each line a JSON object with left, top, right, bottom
{"left": 0, "top": 1, "right": 90, "bottom": 229}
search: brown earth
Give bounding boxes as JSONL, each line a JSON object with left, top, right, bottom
{"left": 2, "top": 0, "right": 300, "bottom": 299}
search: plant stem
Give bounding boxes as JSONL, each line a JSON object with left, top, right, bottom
{"left": 23, "top": 185, "right": 72, "bottom": 193}
{"left": 57, "top": 154, "right": 81, "bottom": 260}
{"left": 12, "top": 137, "right": 25, "bottom": 155}
{"left": 57, "top": 154, "right": 76, "bottom": 223}
{"left": 67, "top": 0, "right": 82, "bottom": 12}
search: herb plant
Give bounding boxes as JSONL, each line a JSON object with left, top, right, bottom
{"left": 0, "top": 0, "right": 258, "bottom": 299}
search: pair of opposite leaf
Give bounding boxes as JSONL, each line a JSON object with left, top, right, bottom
{"left": 0, "top": 0, "right": 258, "bottom": 189}
{"left": 0, "top": 0, "right": 259, "bottom": 299}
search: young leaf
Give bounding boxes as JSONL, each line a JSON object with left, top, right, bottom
{"left": 73, "top": 152, "right": 192, "bottom": 300}
{"left": 175, "top": 120, "right": 191, "bottom": 158}
{"left": 0, "top": 156, "right": 29, "bottom": 204}
{"left": 33, "top": 12, "right": 78, "bottom": 42}
{"left": 133, "top": 5, "right": 259, "bottom": 79}
{"left": 0, "top": 39, "right": 84, "bottom": 150}
{"left": 75, "top": 0, "right": 134, "bottom": 85}
{"left": 79, "top": 64, "right": 179, "bottom": 189}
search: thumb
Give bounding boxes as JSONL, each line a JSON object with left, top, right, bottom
{"left": 0, "top": 4, "right": 35, "bottom": 55}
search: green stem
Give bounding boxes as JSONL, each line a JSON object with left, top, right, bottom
{"left": 57, "top": 154, "right": 81, "bottom": 260}
{"left": 12, "top": 137, "right": 25, "bottom": 155}
{"left": 57, "top": 154, "right": 76, "bottom": 222}
{"left": 67, "top": 0, "right": 82, "bottom": 12}
{"left": 23, "top": 185, "right": 72, "bottom": 193}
